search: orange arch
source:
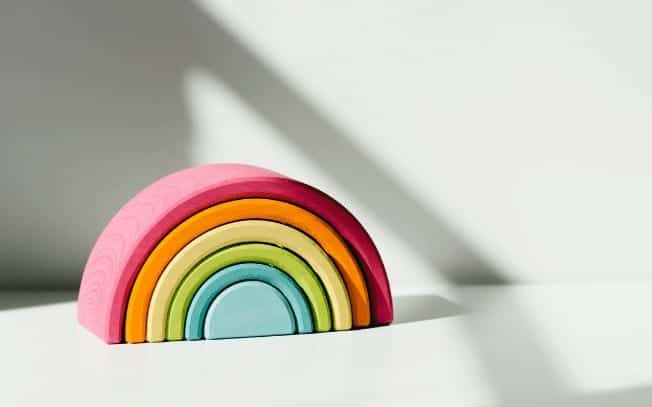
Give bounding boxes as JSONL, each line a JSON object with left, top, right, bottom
{"left": 125, "top": 198, "right": 371, "bottom": 343}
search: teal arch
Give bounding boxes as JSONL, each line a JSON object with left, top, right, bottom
{"left": 186, "top": 263, "right": 313, "bottom": 340}
{"left": 204, "top": 281, "right": 296, "bottom": 339}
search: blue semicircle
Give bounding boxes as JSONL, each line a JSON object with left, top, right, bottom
{"left": 205, "top": 281, "right": 296, "bottom": 339}
{"left": 185, "top": 263, "right": 314, "bottom": 340}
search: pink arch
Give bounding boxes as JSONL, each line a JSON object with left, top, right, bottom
{"left": 77, "top": 164, "right": 392, "bottom": 343}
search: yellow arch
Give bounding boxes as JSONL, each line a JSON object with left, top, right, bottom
{"left": 146, "top": 220, "right": 352, "bottom": 342}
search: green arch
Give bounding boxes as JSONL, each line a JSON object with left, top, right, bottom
{"left": 166, "top": 243, "right": 332, "bottom": 340}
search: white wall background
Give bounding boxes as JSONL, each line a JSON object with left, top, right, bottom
{"left": 1, "top": 0, "right": 651, "bottom": 290}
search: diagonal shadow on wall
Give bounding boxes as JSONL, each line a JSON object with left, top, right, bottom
{"left": 184, "top": 2, "right": 506, "bottom": 285}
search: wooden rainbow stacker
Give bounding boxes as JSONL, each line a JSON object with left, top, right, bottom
{"left": 78, "top": 164, "right": 393, "bottom": 344}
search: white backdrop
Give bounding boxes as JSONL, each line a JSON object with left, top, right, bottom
{"left": 1, "top": 0, "right": 651, "bottom": 290}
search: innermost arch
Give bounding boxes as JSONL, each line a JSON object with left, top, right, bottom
{"left": 204, "top": 280, "right": 296, "bottom": 340}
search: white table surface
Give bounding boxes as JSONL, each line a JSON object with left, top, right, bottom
{"left": 2, "top": 285, "right": 651, "bottom": 406}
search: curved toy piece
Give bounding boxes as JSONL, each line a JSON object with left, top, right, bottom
{"left": 204, "top": 281, "right": 296, "bottom": 340}
{"left": 166, "top": 243, "right": 331, "bottom": 341}
{"left": 127, "top": 198, "right": 370, "bottom": 343}
{"left": 186, "top": 263, "right": 313, "bottom": 340}
{"left": 144, "top": 220, "right": 350, "bottom": 343}
{"left": 78, "top": 163, "right": 392, "bottom": 344}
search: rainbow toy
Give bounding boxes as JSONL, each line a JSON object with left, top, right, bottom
{"left": 78, "top": 164, "right": 393, "bottom": 343}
